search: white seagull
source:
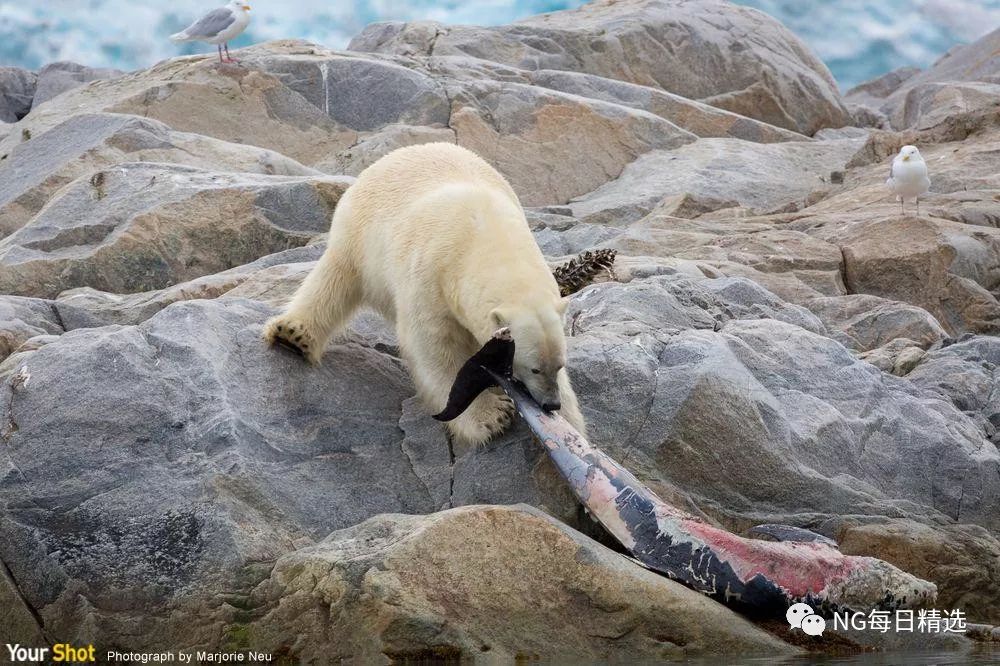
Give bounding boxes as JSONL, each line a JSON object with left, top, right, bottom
{"left": 886, "top": 145, "right": 930, "bottom": 216}
{"left": 170, "top": 1, "right": 252, "bottom": 64}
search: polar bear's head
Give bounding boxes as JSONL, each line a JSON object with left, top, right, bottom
{"left": 491, "top": 299, "right": 568, "bottom": 412}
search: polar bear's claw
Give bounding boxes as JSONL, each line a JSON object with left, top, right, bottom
{"left": 263, "top": 315, "right": 321, "bottom": 364}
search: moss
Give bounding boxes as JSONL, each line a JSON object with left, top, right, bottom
{"left": 222, "top": 623, "right": 252, "bottom": 651}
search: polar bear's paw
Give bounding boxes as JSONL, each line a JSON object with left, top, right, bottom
{"left": 262, "top": 314, "right": 321, "bottom": 365}
{"left": 447, "top": 392, "right": 515, "bottom": 446}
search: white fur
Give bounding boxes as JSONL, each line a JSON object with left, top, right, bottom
{"left": 264, "top": 143, "right": 586, "bottom": 444}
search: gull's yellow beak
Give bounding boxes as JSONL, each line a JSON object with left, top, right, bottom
{"left": 902, "top": 155, "right": 910, "bottom": 161}
{"left": 244, "top": 4, "right": 251, "bottom": 9}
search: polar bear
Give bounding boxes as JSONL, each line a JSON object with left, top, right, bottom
{"left": 263, "top": 143, "right": 585, "bottom": 444}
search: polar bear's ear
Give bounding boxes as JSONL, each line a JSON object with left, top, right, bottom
{"left": 490, "top": 307, "right": 511, "bottom": 328}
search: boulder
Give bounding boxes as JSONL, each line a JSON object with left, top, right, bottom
{"left": 0, "top": 67, "right": 37, "bottom": 123}
{"left": 350, "top": 0, "right": 849, "bottom": 134}
{"left": 57, "top": 245, "right": 326, "bottom": 326}
{"left": 844, "top": 66, "right": 921, "bottom": 109}
{"left": 565, "top": 277, "right": 1000, "bottom": 532}
{"left": 907, "top": 336, "right": 1000, "bottom": 444}
{"left": 246, "top": 505, "right": 796, "bottom": 661}
{"left": 0, "top": 113, "right": 321, "bottom": 236}
{"left": 568, "top": 135, "right": 865, "bottom": 224}
{"left": 894, "top": 82, "right": 1000, "bottom": 131}
{"left": 818, "top": 216, "right": 1000, "bottom": 336}
{"left": 446, "top": 78, "right": 694, "bottom": 206}
{"left": 245, "top": 45, "right": 697, "bottom": 204}
{"left": 0, "top": 296, "right": 105, "bottom": 362}
{"left": 847, "top": 27, "right": 1000, "bottom": 129}
{"left": 836, "top": 519, "right": 1000, "bottom": 626}
{"left": 0, "top": 164, "right": 351, "bottom": 298}
{"left": 0, "top": 47, "right": 358, "bottom": 168}
{"left": 859, "top": 337, "right": 927, "bottom": 376}
{"left": 0, "top": 297, "right": 447, "bottom": 646}
{"left": 806, "top": 294, "right": 948, "bottom": 352}
{"left": 524, "top": 69, "right": 807, "bottom": 143}
{"left": 31, "top": 61, "right": 124, "bottom": 109}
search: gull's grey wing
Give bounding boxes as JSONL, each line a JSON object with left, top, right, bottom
{"left": 184, "top": 7, "right": 235, "bottom": 38}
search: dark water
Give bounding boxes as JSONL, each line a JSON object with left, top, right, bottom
{"left": 668, "top": 647, "right": 1000, "bottom": 665}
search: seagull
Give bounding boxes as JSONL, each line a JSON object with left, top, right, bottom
{"left": 170, "top": 1, "right": 252, "bottom": 64}
{"left": 886, "top": 145, "right": 930, "bottom": 216}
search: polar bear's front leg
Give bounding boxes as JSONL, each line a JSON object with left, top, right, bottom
{"left": 263, "top": 248, "right": 360, "bottom": 365}
{"left": 399, "top": 321, "right": 515, "bottom": 445}
{"left": 449, "top": 391, "right": 516, "bottom": 446}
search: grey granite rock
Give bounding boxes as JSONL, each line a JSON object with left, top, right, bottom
{"left": 0, "top": 67, "right": 37, "bottom": 122}
{"left": 351, "top": 0, "right": 850, "bottom": 134}
{"left": 0, "top": 163, "right": 351, "bottom": 298}
{"left": 31, "top": 61, "right": 124, "bottom": 109}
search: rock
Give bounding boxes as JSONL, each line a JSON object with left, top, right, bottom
{"left": 525, "top": 69, "right": 806, "bottom": 143}
{"left": 2, "top": 2, "right": 999, "bottom": 655}
{"left": 907, "top": 336, "right": 1000, "bottom": 444}
{"left": 836, "top": 519, "right": 1000, "bottom": 626}
{"left": 848, "top": 28, "right": 1000, "bottom": 129}
{"left": 0, "top": 67, "right": 37, "bottom": 123}
{"left": 351, "top": 0, "right": 850, "bottom": 135}
{"left": 57, "top": 245, "right": 326, "bottom": 326}
{"left": 0, "top": 297, "right": 64, "bottom": 361}
{"left": 321, "top": 124, "right": 456, "bottom": 175}
{"left": 568, "top": 135, "right": 866, "bottom": 224}
{"left": 0, "top": 298, "right": 448, "bottom": 645}
{"left": 0, "top": 164, "right": 351, "bottom": 298}
{"left": 566, "top": 278, "right": 1000, "bottom": 533}
{"left": 243, "top": 48, "right": 451, "bottom": 132}
{"left": 893, "top": 82, "right": 1000, "bottom": 132}
{"left": 0, "top": 568, "right": 45, "bottom": 646}
{"left": 1, "top": 46, "right": 358, "bottom": 168}
{"left": 847, "top": 103, "right": 887, "bottom": 129}
{"left": 819, "top": 216, "right": 1000, "bottom": 336}
{"left": 859, "top": 338, "right": 927, "bottom": 376}
{"left": 844, "top": 66, "right": 922, "bottom": 109}
{"left": 0, "top": 296, "right": 104, "bottom": 362}
{"left": 0, "top": 113, "right": 322, "bottom": 236}
{"left": 807, "top": 294, "right": 948, "bottom": 352}
{"left": 246, "top": 505, "right": 796, "bottom": 661}
{"left": 248, "top": 45, "right": 698, "bottom": 204}
{"left": 31, "top": 61, "right": 124, "bottom": 109}
{"left": 447, "top": 78, "right": 694, "bottom": 206}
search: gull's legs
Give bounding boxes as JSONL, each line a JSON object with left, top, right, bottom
{"left": 217, "top": 44, "right": 224, "bottom": 63}
{"left": 224, "top": 43, "right": 239, "bottom": 63}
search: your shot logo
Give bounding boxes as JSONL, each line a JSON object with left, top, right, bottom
{"left": 786, "top": 603, "right": 826, "bottom": 636}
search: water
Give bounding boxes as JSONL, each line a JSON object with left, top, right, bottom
{"left": 673, "top": 649, "right": 1000, "bottom": 665}
{"left": 732, "top": 0, "right": 1000, "bottom": 89}
{"left": 1, "top": 1, "right": 998, "bottom": 89}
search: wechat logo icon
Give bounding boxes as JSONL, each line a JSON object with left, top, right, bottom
{"left": 787, "top": 602, "right": 826, "bottom": 636}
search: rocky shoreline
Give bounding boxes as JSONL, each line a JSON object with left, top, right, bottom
{"left": 1, "top": 0, "right": 999, "bottom": 659}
